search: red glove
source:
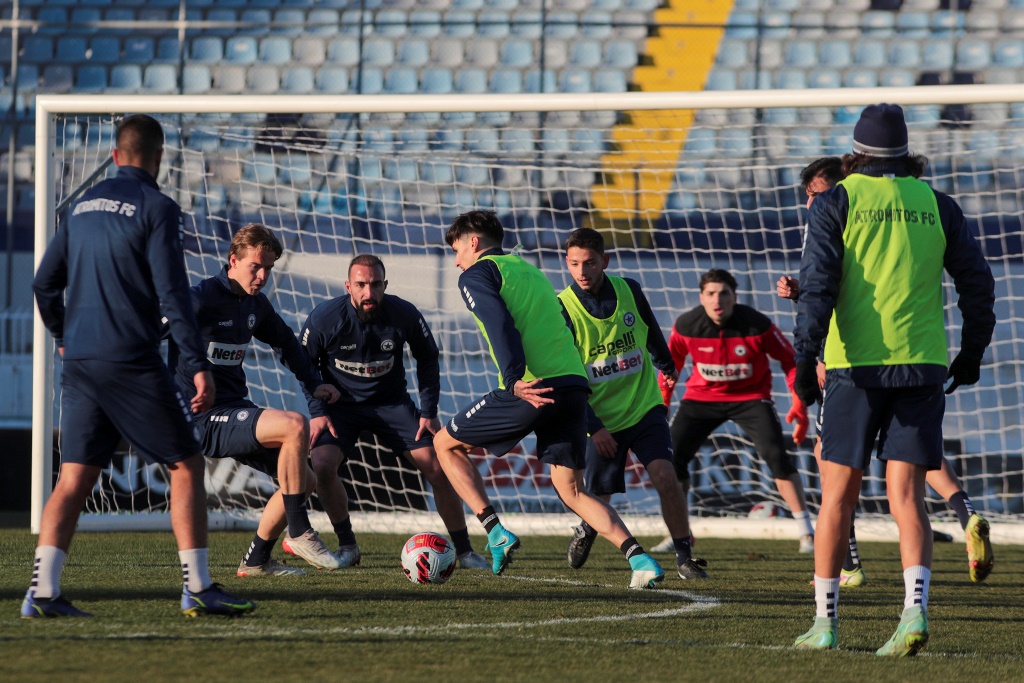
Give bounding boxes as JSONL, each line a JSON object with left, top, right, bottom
{"left": 658, "top": 371, "right": 674, "bottom": 407}
{"left": 786, "top": 394, "right": 808, "bottom": 444}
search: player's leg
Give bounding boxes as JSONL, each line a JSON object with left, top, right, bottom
{"left": 566, "top": 431, "right": 628, "bottom": 569}
{"left": 926, "top": 457, "right": 992, "bottom": 581}
{"left": 308, "top": 442, "right": 361, "bottom": 567}
{"left": 736, "top": 400, "right": 815, "bottom": 551}
{"left": 239, "top": 461, "right": 316, "bottom": 576}
{"left": 255, "top": 408, "right": 340, "bottom": 569}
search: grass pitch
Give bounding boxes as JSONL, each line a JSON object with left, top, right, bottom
{"left": 1, "top": 530, "right": 1021, "bottom": 683}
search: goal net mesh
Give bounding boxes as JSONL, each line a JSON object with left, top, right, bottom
{"left": 45, "top": 97, "right": 1024, "bottom": 532}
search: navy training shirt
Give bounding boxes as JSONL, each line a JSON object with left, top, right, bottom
{"left": 299, "top": 294, "right": 440, "bottom": 418}
{"left": 33, "top": 165, "right": 209, "bottom": 377}
{"left": 171, "top": 266, "right": 325, "bottom": 407}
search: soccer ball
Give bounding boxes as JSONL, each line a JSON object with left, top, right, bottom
{"left": 748, "top": 501, "right": 782, "bottom": 519}
{"left": 401, "top": 532, "right": 457, "bottom": 585}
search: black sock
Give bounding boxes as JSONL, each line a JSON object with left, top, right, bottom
{"left": 673, "top": 537, "right": 692, "bottom": 564}
{"left": 243, "top": 533, "right": 275, "bottom": 567}
{"left": 947, "top": 491, "right": 973, "bottom": 530}
{"left": 619, "top": 537, "right": 644, "bottom": 561}
{"left": 580, "top": 521, "right": 597, "bottom": 537}
{"left": 283, "top": 493, "right": 312, "bottom": 539}
{"left": 449, "top": 527, "right": 473, "bottom": 556}
{"left": 333, "top": 516, "right": 356, "bottom": 547}
{"left": 477, "top": 506, "right": 499, "bottom": 533}
{"left": 843, "top": 517, "right": 861, "bottom": 571}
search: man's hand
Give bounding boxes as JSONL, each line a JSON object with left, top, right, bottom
{"left": 512, "top": 378, "right": 555, "bottom": 409}
{"left": 658, "top": 370, "right": 676, "bottom": 407}
{"left": 313, "top": 383, "right": 341, "bottom": 404}
{"left": 945, "top": 352, "right": 982, "bottom": 395}
{"left": 590, "top": 427, "right": 618, "bottom": 459}
{"left": 777, "top": 275, "right": 800, "bottom": 301}
{"left": 816, "top": 359, "right": 826, "bottom": 390}
{"left": 786, "top": 394, "right": 809, "bottom": 444}
{"left": 415, "top": 416, "right": 442, "bottom": 441}
{"left": 309, "top": 415, "right": 337, "bottom": 448}
{"left": 794, "top": 359, "right": 822, "bottom": 406}
{"left": 191, "top": 370, "right": 215, "bottom": 414}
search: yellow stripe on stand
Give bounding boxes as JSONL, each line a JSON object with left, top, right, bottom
{"left": 590, "top": 0, "right": 734, "bottom": 242}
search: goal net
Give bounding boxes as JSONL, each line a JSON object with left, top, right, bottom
{"left": 33, "top": 88, "right": 1024, "bottom": 536}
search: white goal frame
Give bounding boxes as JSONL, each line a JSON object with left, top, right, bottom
{"left": 32, "top": 85, "right": 1024, "bottom": 541}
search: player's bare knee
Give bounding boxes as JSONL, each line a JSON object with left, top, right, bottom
{"left": 282, "top": 410, "right": 309, "bottom": 446}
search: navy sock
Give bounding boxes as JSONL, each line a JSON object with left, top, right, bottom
{"left": 673, "top": 538, "right": 692, "bottom": 564}
{"left": 619, "top": 537, "right": 644, "bottom": 560}
{"left": 243, "top": 534, "right": 275, "bottom": 567}
{"left": 948, "top": 491, "right": 973, "bottom": 530}
{"left": 843, "top": 516, "right": 861, "bottom": 571}
{"left": 477, "top": 506, "right": 499, "bottom": 533}
{"left": 283, "top": 493, "right": 312, "bottom": 539}
{"left": 333, "top": 516, "right": 357, "bottom": 547}
{"left": 449, "top": 527, "right": 473, "bottom": 556}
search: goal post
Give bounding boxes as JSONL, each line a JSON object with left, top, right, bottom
{"left": 32, "top": 86, "right": 1024, "bottom": 539}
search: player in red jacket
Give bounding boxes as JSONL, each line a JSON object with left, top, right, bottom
{"left": 660, "top": 268, "right": 815, "bottom": 553}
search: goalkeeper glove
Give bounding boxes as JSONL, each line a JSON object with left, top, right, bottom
{"left": 794, "top": 359, "right": 822, "bottom": 407}
{"left": 945, "top": 352, "right": 982, "bottom": 395}
{"left": 786, "top": 394, "right": 809, "bottom": 444}
{"left": 658, "top": 371, "right": 674, "bottom": 406}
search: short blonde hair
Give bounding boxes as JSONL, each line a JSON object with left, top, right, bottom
{"left": 230, "top": 223, "right": 283, "bottom": 260}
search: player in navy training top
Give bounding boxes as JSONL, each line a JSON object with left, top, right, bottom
{"left": 27, "top": 114, "right": 253, "bottom": 618}
{"left": 171, "top": 224, "right": 343, "bottom": 575}
{"left": 299, "top": 254, "right": 489, "bottom": 569}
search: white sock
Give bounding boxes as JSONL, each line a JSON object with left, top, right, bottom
{"left": 31, "top": 546, "right": 66, "bottom": 599}
{"left": 794, "top": 510, "right": 815, "bottom": 537}
{"left": 903, "top": 565, "right": 931, "bottom": 610}
{"left": 178, "top": 548, "right": 212, "bottom": 594}
{"left": 814, "top": 576, "right": 839, "bottom": 618}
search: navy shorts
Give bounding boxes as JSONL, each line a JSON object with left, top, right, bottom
{"left": 670, "top": 398, "right": 797, "bottom": 482}
{"left": 446, "top": 387, "right": 589, "bottom": 469}
{"left": 60, "top": 357, "right": 199, "bottom": 468}
{"left": 313, "top": 396, "right": 432, "bottom": 456}
{"left": 820, "top": 381, "right": 945, "bottom": 471}
{"left": 197, "top": 399, "right": 279, "bottom": 476}
{"left": 585, "top": 405, "right": 673, "bottom": 496}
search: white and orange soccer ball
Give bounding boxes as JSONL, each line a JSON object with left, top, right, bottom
{"left": 401, "top": 532, "right": 457, "bottom": 585}
{"left": 748, "top": 501, "right": 782, "bottom": 519}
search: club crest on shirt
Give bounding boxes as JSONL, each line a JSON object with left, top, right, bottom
{"left": 237, "top": 410, "right": 249, "bottom": 421}
{"left": 247, "top": 314, "right": 256, "bottom": 329}
{"left": 623, "top": 312, "right": 635, "bottom": 327}
{"left": 381, "top": 339, "right": 395, "bottom": 352}
{"left": 734, "top": 345, "right": 747, "bottom": 357}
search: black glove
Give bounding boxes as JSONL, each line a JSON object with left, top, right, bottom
{"left": 945, "top": 352, "right": 982, "bottom": 395}
{"left": 794, "top": 358, "right": 822, "bottom": 406}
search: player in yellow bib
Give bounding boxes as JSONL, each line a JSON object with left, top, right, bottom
{"left": 558, "top": 228, "right": 707, "bottom": 580}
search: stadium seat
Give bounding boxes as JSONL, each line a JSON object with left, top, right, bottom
{"left": 725, "top": 12, "right": 758, "bottom": 39}
{"left": 108, "top": 65, "right": 142, "bottom": 93}
{"left": 560, "top": 67, "right": 592, "bottom": 93}
{"left": 272, "top": 8, "right": 305, "bottom": 37}
{"left": 501, "top": 39, "right": 534, "bottom": 67}
{"left": 76, "top": 65, "right": 108, "bottom": 92}
{"left": 524, "top": 68, "right": 556, "bottom": 93}
{"left": 762, "top": 107, "right": 798, "bottom": 125}
{"left": 853, "top": 39, "right": 886, "bottom": 67}
{"left": 718, "top": 38, "right": 751, "bottom": 68}
{"left": 143, "top": 64, "right": 177, "bottom": 93}
{"left": 212, "top": 65, "right": 247, "bottom": 93}
{"left": 421, "top": 67, "right": 453, "bottom": 94}
{"left": 455, "top": 68, "right": 488, "bottom": 94}
{"left": 55, "top": 37, "right": 88, "bottom": 64}
{"left": 500, "top": 129, "right": 535, "bottom": 157}
{"left": 965, "top": 9, "right": 1000, "bottom": 36}
{"left": 819, "top": 41, "right": 851, "bottom": 68}
{"left": 572, "top": 128, "right": 606, "bottom": 156}
{"left": 511, "top": 10, "right": 543, "bottom": 39}
{"left": 385, "top": 68, "right": 418, "bottom": 94}
{"left": 293, "top": 38, "right": 326, "bottom": 65}
{"left": 22, "top": 37, "right": 54, "bottom": 64}
{"left": 889, "top": 41, "right": 921, "bottom": 68}
{"left": 203, "top": 9, "right": 237, "bottom": 36}
{"left": 396, "top": 39, "right": 429, "bottom": 67}
{"left": 603, "top": 39, "right": 638, "bottom": 68}
{"left": 123, "top": 37, "right": 155, "bottom": 63}
{"left": 756, "top": 40, "right": 783, "bottom": 69}
{"left": 307, "top": 9, "right": 339, "bottom": 36}
{"left": 788, "top": 128, "right": 822, "bottom": 155}
{"left": 541, "top": 128, "right": 572, "bottom": 156}
{"left": 594, "top": 68, "right": 627, "bottom": 92}
{"left": 808, "top": 68, "right": 841, "bottom": 89}
{"left": 860, "top": 10, "right": 895, "bottom": 36}
{"left": 844, "top": 69, "right": 877, "bottom": 89}
{"left": 362, "top": 39, "right": 394, "bottom": 66}
{"left": 774, "top": 69, "right": 806, "bottom": 90}
{"left": 922, "top": 42, "right": 954, "bottom": 69}
{"left": 825, "top": 130, "right": 853, "bottom": 156}
{"left": 760, "top": 11, "right": 791, "bottom": 38}
{"left": 570, "top": 40, "right": 602, "bottom": 68}
{"left": 931, "top": 10, "right": 964, "bottom": 37}
{"left": 738, "top": 69, "right": 771, "bottom": 90}
{"left": 363, "top": 126, "right": 394, "bottom": 154}
{"left": 683, "top": 128, "right": 716, "bottom": 157}
{"left": 69, "top": 7, "right": 102, "bottom": 32}
{"left": 828, "top": 10, "right": 861, "bottom": 38}
{"left": 790, "top": 10, "right": 826, "bottom": 38}
{"left": 465, "top": 40, "right": 499, "bottom": 68}
{"left": 409, "top": 10, "right": 443, "bottom": 37}
{"left": 490, "top": 68, "right": 523, "bottom": 94}
{"left": 315, "top": 66, "right": 349, "bottom": 93}
{"left": 182, "top": 64, "right": 212, "bottom": 94}
{"left": 280, "top": 66, "right": 314, "bottom": 93}
{"left": 239, "top": 9, "right": 272, "bottom": 36}
{"left": 428, "top": 130, "right": 463, "bottom": 155}
{"left": 356, "top": 67, "right": 385, "bottom": 94}
{"left": 895, "top": 11, "right": 930, "bottom": 38}
{"left": 374, "top": 9, "right": 408, "bottom": 37}
{"left": 259, "top": 37, "right": 291, "bottom": 65}
{"left": 993, "top": 40, "right": 1024, "bottom": 68}
{"left": 705, "top": 68, "right": 737, "bottom": 91}
{"left": 880, "top": 69, "right": 916, "bottom": 88}
{"left": 157, "top": 37, "right": 182, "bottom": 62}
{"left": 35, "top": 7, "right": 68, "bottom": 34}
{"left": 225, "top": 36, "right": 258, "bottom": 64}
{"left": 957, "top": 40, "right": 991, "bottom": 70}
{"left": 443, "top": 10, "right": 475, "bottom": 37}
{"left": 41, "top": 64, "right": 74, "bottom": 93}
{"left": 545, "top": 11, "right": 579, "bottom": 38}
{"left": 244, "top": 64, "right": 278, "bottom": 93}
{"left": 90, "top": 37, "right": 121, "bottom": 64}
{"left": 191, "top": 36, "right": 224, "bottom": 63}
{"left": 478, "top": 11, "right": 511, "bottom": 38}
{"left": 580, "top": 10, "right": 613, "bottom": 39}
{"left": 327, "top": 39, "right": 360, "bottom": 66}
{"left": 465, "top": 128, "right": 500, "bottom": 154}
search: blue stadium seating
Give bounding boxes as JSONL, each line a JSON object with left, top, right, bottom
{"left": 157, "top": 37, "right": 182, "bottom": 62}
{"left": 889, "top": 41, "right": 921, "bottom": 68}
{"left": 895, "top": 11, "right": 930, "bottom": 38}
{"left": 421, "top": 67, "right": 453, "bottom": 94}
{"left": 922, "top": 41, "right": 954, "bottom": 69}
{"left": 225, "top": 36, "right": 258, "bottom": 64}
{"left": 362, "top": 39, "right": 395, "bottom": 66}
{"left": 560, "top": 68, "right": 592, "bottom": 93}
{"left": 55, "top": 37, "right": 88, "bottom": 64}
{"left": 464, "top": 40, "right": 498, "bottom": 68}
{"left": 705, "top": 68, "right": 737, "bottom": 91}
{"left": 108, "top": 65, "right": 142, "bottom": 93}
{"left": 807, "top": 68, "right": 841, "bottom": 89}
{"left": 819, "top": 41, "right": 851, "bottom": 68}
{"left": 307, "top": 9, "right": 340, "bottom": 36}
{"left": 443, "top": 10, "right": 476, "bottom": 37}
{"left": 327, "top": 38, "right": 360, "bottom": 67}
{"left": 182, "top": 65, "right": 212, "bottom": 94}
{"left": 143, "top": 64, "right": 177, "bottom": 93}
{"left": 76, "top": 65, "right": 108, "bottom": 93}
{"left": 204, "top": 9, "right": 237, "bottom": 36}
{"left": 725, "top": 12, "right": 758, "bottom": 39}
{"left": 545, "top": 11, "right": 579, "bottom": 38}
{"left": 293, "top": 38, "right": 326, "bottom": 65}
{"left": 774, "top": 69, "right": 806, "bottom": 90}
{"left": 490, "top": 68, "right": 522, "bottom": 94}
{"left": 315, "top": 66, "right": 349, "bottom": 93}
{"left": 455, "top": 68, "right": 488, "bottom": 94}
{"left": 247, "top": 65, "right": 280, "bottom": 94}
{"left": 90, "top": 37, "right": 121, "bottom": 63}
{"left": 375, "top": 9, "right": 409, "bottom": 37}
{"left": 844, "top": 69, "right": 877, "bottom": 89}
{"left": 957, "top": 39, "right": 991, "bottom": 69}
{"left": 239, "top": 9, "right": 272, "bottom": 36}
{"left": 213, "top": 65, "right": 246, "bottom": 93}
{"left": 510, "top": 10, "right": 543, "bottom": 39}
{"left": 386, "top": 68, "right": 419, "bottom": 94}
{"left": 408, "top": 10, "right": 443, "bottom": 37}
{"left": 478, "top": 11, "right": 511, "bottom": 38}
{"left": 931, "top": 10, "right": 965, "bottom": 37}
{"left": 191, "top": 36, "right": 224, "bottom": 63}
{"left": 860, "top": 10, "right": 894, "bottom": 37}
{"left": 123, "top": 37, "right": 155, "bottom": 63}
{"left": 272, "top": 8, "right": 305, "bottom": 36}
{"left": 259, "top": 36, "right": 292, "bottom": 64}
{"left": 580, "top": 10, "right": 613, "bottom": 39}
{"left": 501, "top": 39, "right": 534, "bottom": 67}
{"left": 41, "top": 65, "right": 74, "bottom": 93}
{"left": 355, "top": 68, "right": 385, "bottom": 94}
{"left": 852, "top": 40, "right": 886, "bottom": 67}
{"left": 35, "top": 7, "right": 68, "bottom": 34}
{"left": 22, "top": 37, "right": 54, "bottom": 64}
{"left": 603, "top": 39, "right": 638, "bottom": 68}
{"left": 396, "top": 39, "right": 429, "bottom": 67}
{"left": 880, "top": 69, "right": 915, "bottom": 88}
{"left": 594, "top": 68, "right": 627, "bottom": 92}
{"left": 993, "top": 40, "right": 1024, "bottom": 68}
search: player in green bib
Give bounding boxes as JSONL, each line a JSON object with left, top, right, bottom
{"left": 558, "top": 228, "right": 707, "bottom": 580}
{"left": 432, "top": 210, "right": 665, "bottom": 590}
